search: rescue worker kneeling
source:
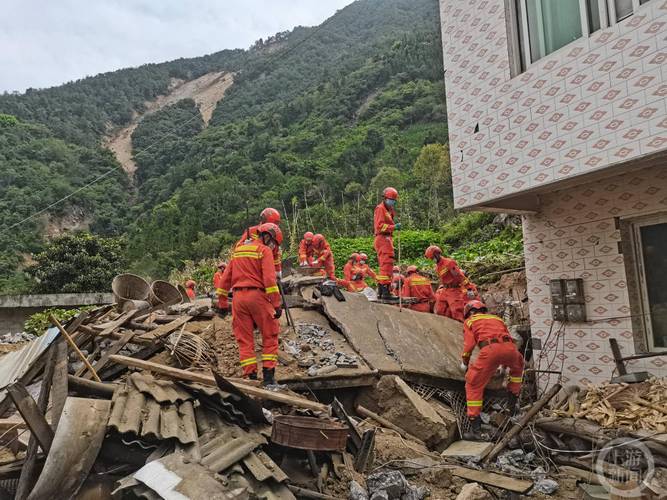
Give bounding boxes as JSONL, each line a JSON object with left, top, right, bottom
{"left": 220, "top": 223, "right": 283, "bottom": 386}
{"left": 401, "top": 266, "right": 434, "bottom": 313}
{"left": 461, "top": 300, "right": 524, "bottom": 439}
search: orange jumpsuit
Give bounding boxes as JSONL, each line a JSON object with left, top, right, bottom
{"left": 238, "top": 225, "right": 282, "bottom": 273}
{"left": 359, "top": 263, "right": 376, "bottom": 281}
{"left": 298, "top": 239, "right": 315, "bottom": 265}
{"left": 462, "top": 314, "right": 524, "bottom": 418}
{"left": 435, "top": 258, "right": 474, "bottom": 322}
{"left": 401, "top": 274, "right": 435, "bottom": 313}
{"left": 390, "top": 274, "right": 404, "bottom": 297}
{"left": 373, "top": 202, "right": 396, "bottom": 285}
{"left": 343, "top": 260, "right": 355, "bottom": 281}
{"left": 313, "top": 241, "right": 335, "bottom": 279}
{"left": 220, "top": 241, "right": 281, "bottom": 376}
{"left": 213, "top": 271, "right": 228, "bottom": 310}
{"left": 186, "top": 287, "right": 196, "bottom": 300}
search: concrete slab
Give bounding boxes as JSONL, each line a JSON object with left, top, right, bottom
{"left": 321, "top": 292, "right": 466, "bottom": 381}
{"left": 441, "top": 440, "right": 493, "bottom": 460}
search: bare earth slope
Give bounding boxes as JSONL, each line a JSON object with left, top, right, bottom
{"left": 104, "top": 71, "right": 233, "bottom": 175}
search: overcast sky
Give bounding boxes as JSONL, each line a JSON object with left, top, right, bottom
{"left": 1, "top": 0, "right": 355, "bottom": 93}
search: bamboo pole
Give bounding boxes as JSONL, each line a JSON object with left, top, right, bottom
{"left": 49, "top": 314, "right": 101, "bottom": 382}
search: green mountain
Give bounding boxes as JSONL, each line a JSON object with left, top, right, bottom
{"left": 1, "top": 0, "right": 512, "bottom": 292}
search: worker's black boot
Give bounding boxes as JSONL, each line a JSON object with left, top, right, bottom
{"left": 462, "top": 416, "right": 486, "bottom": 441}
{"left": 506, "top": 392, "right": 519, "bottom": 416}
{"left": 247, "top": 372, "right": 258, "bottom": 381}
{"left": 377, "top": 284, "right": 389, "bottom": 299}
{"left": 262, "top": 367, "right": 276, "bottom": 386}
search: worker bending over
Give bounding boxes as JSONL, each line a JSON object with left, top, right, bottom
{"left": 401, "top": 266, "right": 435, "bottom": 313}
{"left": 312, "top": 234, "right": 335, "bottom": 279}
{"left": 185, "top": 280, "right": 196, "bottom": 300}
{"left": 461, "top": 301, "right": 524, "bottom": 439}
{"left": 374, "top": 187, "right": 401, "bottom": 299}
{"left": 298, "top": 231, "right": 315, "bottom": 266}
{"left": 238, "top": 207, "right": 283, "bottom": 275}
{"left": 212, "top": 261, "right": 228, "bottom": 313}
{"left": 425, "top": 245, "right": 477, "bottom": 321}
{"left": 220, "top": 223, "right": 283, "bottom": 385}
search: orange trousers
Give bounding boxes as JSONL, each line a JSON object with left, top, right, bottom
{"left": 465, "top": 342, "right": 524, "bottom": 417}
{"left": 435, "top": 288, "right": 466, "bottom": 321}
{"left": 409, "top": 301, "right": 432, "bottom": 313}
{"left": 231, "top": 289, "right": 280, "bottom": 376}
{"left": 374, "top": 235, "right": 394, "bottom": 285}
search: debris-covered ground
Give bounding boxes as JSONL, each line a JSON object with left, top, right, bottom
{"left": 0, "top": 271, "right": 664, "bottom": 499}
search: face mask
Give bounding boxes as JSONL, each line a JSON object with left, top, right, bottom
{"left": 385, "top": 199, "right": 396, "bottom": 207}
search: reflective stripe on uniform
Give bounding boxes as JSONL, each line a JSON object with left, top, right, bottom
{"left": 466, "top": 400, "right": 483, "bottom": 407}
{"left": 380, "top": 223, "right": 389, "bottom": 232}
{"left": 438, "top": 267, "right": 448, "bottom": 276}
{"left": 465, "top": 313, "right": 504, "bottom": 328}
{"left": 411, "top": 278, "right": 432, "bottom": 285}
{"left": 376, "top": 275, "right": 390, "bottom": 281}
{"left": 261, "top": 354, "right": 278, "bottom": 361}
{"left": 265, "top": 286, "right": 279, "bottom": 294}
{"left": 233, "top": 251, "right": 262, "bottom": 259}
{"left": 509, "top": 376, "right": 523, "bottom": 383}
{"left": 219, "top": 288, "right": 229, "bottom": 297}
{"left": 240, "top": 357, "right": 257, "bottom": 367}
{"left": 462, "top": 351, "right": 472, "bottom": 358}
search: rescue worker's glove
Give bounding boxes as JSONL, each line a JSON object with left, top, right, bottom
{"left": 394, "top": 222, "right": 402, "bottom": 230}
{"left": 273, "top": 307, "right": 283, "bottom": 319}
{"left": 460, "top": 362, "right": 468, "bottom": 373}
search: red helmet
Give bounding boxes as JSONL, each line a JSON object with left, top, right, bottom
{"left": 185, "top": 280, "right": 196, "bottom": 288}
{"left": 383, "top": 187, "right": 398, "bottom": 200}
{"left": 303, "top": 231, "right": 314, "bottom": 241}
{"left": 258, "top": 222, "right": 283, "bottom": 245}
{"left": 464, "top": 300, "right": 487, "bottom": 319}
{"left": 424, "top": 245, "right": 442, "bottom": 259}
{"left": 406, "top": 265, "right": 418, "bottom": 274}
{"left": 313, "top": 234, "right": 325, "bottom": 247}
{"left": 392, "top": 265, "right": 400, "bottom": 273}
{"left": 350, "top": 252, "right": 360, "bottom": 262}
{"left": 359, "top": 253, "right": 368, "bottom": 261}
{"left": 217, "top": 261, "right": 227, "bottom": 270}
{"left": 260, "top": 207, "right": 281, "bottom": 225}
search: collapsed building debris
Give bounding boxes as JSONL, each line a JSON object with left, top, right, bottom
{"left": 0, "top": 269, "right": 663, "bottom": 499}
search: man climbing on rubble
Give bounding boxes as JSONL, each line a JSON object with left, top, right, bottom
{"left": 238, "top": 207, "right": 283, "bottom": 275}
{"left": 390, "top": 265, "right": 404, "bottom": 297}
{"left": 212, "top": 261, "right": 228, "bottom": 314}
{"left": 220, "top": 223, "right": 283, "bottom": 385}
{"left": 343, "top": 253, "right": 360, "bottom": 281}
{"left": 312, "top": 233, "right": 335, "bottom": 279}
{"left": 185, "top": 280, "right": 196, "bottom": 300}
{"left": 374, "top": 187, "right": 400, "bottom": 299}
{"left": 461, "top": 300, "right": 524, "bottom": 440}
{"left": 298, "top": 231, "right": 316, "bottom": 266}
{"left": 425, "top": 245, "right": 477, "bottom": 321}
{"left": 401, "top": 266, "right": 435, "bottom": 313}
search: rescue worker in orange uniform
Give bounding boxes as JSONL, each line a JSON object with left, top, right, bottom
{"left": 374, "top": 187, "right": 400, "bottom": 299}
{"left": 185, "top": 280, "right": 196, "bottom": 300}
{"left": 425, "top": 245, "right": 477, "bottom": 322}
{"left": 212, "top": 261, "right": 228, "bottom": 313}
{"left": 461, "top": 300, "right": 524, "bottom": 439}
{"left": 220, "top": 223, "right": 283, "bottom": 385}
{"left": 401, "top": 266, "right": 435, "bottom": 313}
{"left": 343, "top": 253, "right": 361, "bottom": 281}
{"left": 389, "top": 266, "right": 404, "bottom": 297}
{"left": 238, "top": 207, "right": 283, "bottom": 275}
{"left": 312, "top": 234, "right": 335, "bottom": 280}
{"left": 298, "top": 231, "right": 316, "bottom": 266}
{"left": 357, "top": 253, "right": 376, "bottom": 281}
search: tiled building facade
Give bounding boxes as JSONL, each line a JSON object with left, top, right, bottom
{"left": 439, "top": 0, "right": 667, "bottom": 385}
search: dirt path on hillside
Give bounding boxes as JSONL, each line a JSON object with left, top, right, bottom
{"left": 104, "top": 71, "right": 233, "bottom": 176}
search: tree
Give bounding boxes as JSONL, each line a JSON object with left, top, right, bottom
{"left": 27, "top": 233, "right": 126, "bottom": 293}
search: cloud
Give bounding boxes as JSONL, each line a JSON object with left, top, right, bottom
{"left": 0, "top": 0, "right": 355, "bottom": 92}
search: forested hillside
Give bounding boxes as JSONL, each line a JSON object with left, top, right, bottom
{"left": 0, "top": 0, "right": 523, "bottom": 292}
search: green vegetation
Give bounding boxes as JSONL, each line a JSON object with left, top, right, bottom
{"left": 24, "top": 306, "right": 94, "bottom": 335}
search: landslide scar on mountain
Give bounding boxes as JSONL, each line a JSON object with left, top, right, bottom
{"left": 104, "top": 71, "right": 233, "bottom": 176}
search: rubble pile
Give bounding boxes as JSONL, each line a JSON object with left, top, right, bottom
{"left": 0, "top": 270, "right": 664, "bottom": 499}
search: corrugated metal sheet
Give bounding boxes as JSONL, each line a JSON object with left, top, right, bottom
{"left": 129, "top": 372, "right": 192, "bottom": 404}
{"left": 186, "top": 383, "right": 253, "bottom": 427}
{"left": 0, "top": 327, "right": 59, "bottom": 404}
{"left": 108, "top": 376, "right": 197, "bottom": 444}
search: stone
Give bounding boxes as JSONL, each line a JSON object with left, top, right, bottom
{"left": 441, "top": 440, "right": 493, "bottom": 461}
{"left": 350, "top": 480, "right": 369, "bottom": 500}
{"left": 534, "top": 478, "right": 559, "bottom": 495}
{"left": 455, "top": 482, "right": 492, "bottom": 500}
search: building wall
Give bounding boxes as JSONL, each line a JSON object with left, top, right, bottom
{"left": 440, "top": 0, "right": 667, "bottom": 209}
{"left": 523, "top": 164, "right": 667, "bottom": 386}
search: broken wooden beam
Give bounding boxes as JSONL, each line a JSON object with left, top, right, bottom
{"left": 67, "top": 375, "right": 117, "bottom": 398}
{"left": 7, "top": 383, "right": 53, "bottom": 453}
{"left": 450, "top": 466, "right": 533, "bottom": 494}
{"left": 49, "top": 314, "right": 101, "bottom": 382}
{"left": 108, "top": 354, "right": 329, "bottom": 413}
{"left": 84, "top": 330, "right": 136, "bottom": 379}
{"left": 482, "top": 383, "right": 562, "bottom": 464}
{"left": 356, "top": 405, "right": 426, "bottom": 446}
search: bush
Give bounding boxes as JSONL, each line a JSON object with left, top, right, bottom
{"left": 24, "top": 306, "right": 94, "bottom": 335}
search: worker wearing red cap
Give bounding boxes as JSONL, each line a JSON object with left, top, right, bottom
{"left": 213, "top": 261, "right": 228, "bottom": 312}
{"left": 461, "top": 300, "right": 524, "bottom": 439}
{"left": 389, "top": 266, "right": 404, "bottom": 297}
{"left": 185, "top": 280, "right": 196, "bottom": 300}
{"left": 425, "top": 245, "right": 476, "bottom": 322}
{"left": 220, "top": 223, "right": 283, "bottom": 385}
{"left": 343, "top": 253, "right": 360, "bottom": 281}
{"left": 401, "top": 266, "right": 435, "bottom": 313}
{"left": 312, "top": 234, "right": 335, "bottom": 280}
{"left": 238, "top": 208, "right": 283, "bottom": 274}
{"left": 374, "top": 187, "right": 400, "bottom": 299}
{"left": 298, "top": 232, "right": 316, "bottom": 266}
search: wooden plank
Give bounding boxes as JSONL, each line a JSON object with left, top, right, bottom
{"left": 356, "top": 405, "right": 425, "bottom": 446}
{"left": 73, "top": 342, "right": 100, "bottom": 378}
{"left": 93, "top": 310, "right": 137, "bottom": 336}
{"left": 144, "top": 315, "right": 193, "bottom": 340}
{"left": 108, "top": 355, "right": 329, "bottom": 413}
{"left": 84, "top": 330, "right": 136, "bottom": 380}
{"left": 50, "top": 314, "right": 101, "bottom": 382}
{"left": 441, "top": 440, "right": 493, "bottom": 460}
{"left": 451, "top": 466, "right": 533, "bottom": 494}
{"left": 7, "top": 383, "right": 54, "bottom": 453}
